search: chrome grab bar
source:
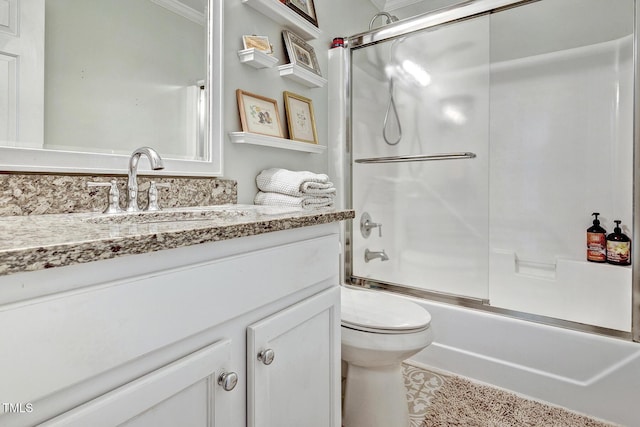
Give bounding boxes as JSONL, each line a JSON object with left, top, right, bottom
{"left": 354, "top": 152, "right": 476, "bottom": 164}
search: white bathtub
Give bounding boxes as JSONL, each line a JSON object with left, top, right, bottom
{"left": 391, "top": 292, "right": 640, "bottom": 426}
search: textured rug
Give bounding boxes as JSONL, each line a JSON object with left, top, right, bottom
{"left": 402, "top": 363, "right": 617, "bottom": 427}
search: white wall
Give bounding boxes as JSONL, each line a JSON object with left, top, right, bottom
{"left": 222, "top": 0, "right": 378, "bottom": 203}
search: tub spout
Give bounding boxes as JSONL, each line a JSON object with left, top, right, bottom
{"left": 365, "top": 249, "right": 389, "bottom": 263}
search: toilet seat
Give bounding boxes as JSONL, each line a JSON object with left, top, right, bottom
{"left": 341, "top": 287, "right": 431, "bottom": 334}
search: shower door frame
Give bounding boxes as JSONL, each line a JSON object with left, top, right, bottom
{"left": 341, "top": 0, "right": 640, "bottom": 343}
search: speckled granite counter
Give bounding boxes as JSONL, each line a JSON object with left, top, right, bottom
{"left": 0, "top": 173, "right": 237, "bottom": 216}
{"left": 0, "top": 205, "right": 354, "bottom": 276}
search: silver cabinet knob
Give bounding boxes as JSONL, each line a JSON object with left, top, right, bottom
{"left": 257, "top": 349, "right": 275, "bottom": 365}
{"left": 218, "top": 371, "right": 238, "bottom": 391}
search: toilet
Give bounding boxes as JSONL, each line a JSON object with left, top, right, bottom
{"left": 341, "top": 286, "right": 433, "bottom": 427}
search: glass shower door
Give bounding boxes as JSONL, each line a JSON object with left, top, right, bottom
{"left": 350, "top": 15, "right": 491, "bottom": 300}
{"left": 348, "top": 0, "right": 634, "bottom": 332}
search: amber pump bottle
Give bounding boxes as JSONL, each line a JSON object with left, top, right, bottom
{"left": 606, "top": 220, "right": 631, "bottom": 266}
{"left": 587, "top": 212, "right": 607, "bottom": 263}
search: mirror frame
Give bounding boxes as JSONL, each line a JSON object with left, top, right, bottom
{"left": 0, "top": 0, "right": 223, "bottom": 177}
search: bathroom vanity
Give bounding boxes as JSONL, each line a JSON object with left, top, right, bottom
{"left": 0, "top": 205, "right": 353, "bottom": 427}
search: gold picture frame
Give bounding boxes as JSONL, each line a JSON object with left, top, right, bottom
{"left": 283, "top": 91, "right": 318, "bottom": 144}
{"left": 236, "top": 89, "right": 283, "bottom": 138}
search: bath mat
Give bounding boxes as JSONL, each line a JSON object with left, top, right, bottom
{"left": 403, "top": 363, "right": 448, "bottom": 427}
{"left": 420, "top": 374, "right": 617, "bottom": 427}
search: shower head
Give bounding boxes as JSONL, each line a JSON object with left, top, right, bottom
{"left": 369, "top": 12, "right": 399, "bottom": 30}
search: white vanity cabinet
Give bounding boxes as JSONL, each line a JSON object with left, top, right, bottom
{"left": 0, "top": 223, "right": 342, "bottom": 427}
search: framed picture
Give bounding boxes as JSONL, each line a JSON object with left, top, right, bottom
{"left": 283, "top": 91, "right": 318, "bottom": 144}
{"left": 242, "top": 35, "right": 273, "bottom": 54}
{"left": 284, "top": 0, "right": 318, "bottom": 27}
{"left": 282, "top": 30, "right": 322, "bottom": 76}
{"left": 236, "top": 89, "right": 283, "bottom": 138}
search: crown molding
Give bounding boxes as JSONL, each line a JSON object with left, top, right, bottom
{"left": 149, "top": 0, "right": 205, "bottom": 26}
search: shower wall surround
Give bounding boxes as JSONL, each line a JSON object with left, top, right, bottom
{"left": 348, "top": 0, "right": 634, "bottom": 333}
{"left": 0, "top": 173, "right": 237, "bottom": 216}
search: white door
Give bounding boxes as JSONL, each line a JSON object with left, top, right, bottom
{"left": 247, "top": 287, "right": 341, "bottom": 427}
{"left": 0, "top": 0, "right": 43, "bottom": 146}
{"left": 40, "top": 339, "right": 237, "bottom": 427}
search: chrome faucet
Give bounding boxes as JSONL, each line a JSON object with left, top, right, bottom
{"left": 126, "top": 147, "right": 164, "bottom": 212}
{"left": 365, "top": 249, "right": 389, "bottom": 263}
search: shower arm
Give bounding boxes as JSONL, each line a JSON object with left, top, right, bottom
{"left": 369, "top": 12, "right": 399, "bottom": 30}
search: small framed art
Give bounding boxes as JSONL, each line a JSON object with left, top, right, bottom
{"left": 284, "top": 0, "right": 318, "bottom": 27}
{"left": 236, "top": 89, "right": 283, "bottom": 138}
{"left": 242, "top": 35, "right": 273, "bottom": 54}
{"left": 282, "top": 30, "right": 322, "bottom": 76}
{"left": 283, "top": 91, "right": 318, "bottom": 144}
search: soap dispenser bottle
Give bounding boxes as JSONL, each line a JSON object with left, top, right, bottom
{"left": 606, "top": 220, "right": 631, "bottom": 266}
{"left": 587, "top": 212, "right": 607, "bottom": 263}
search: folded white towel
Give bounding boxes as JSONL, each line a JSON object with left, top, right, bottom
{"left": 254, "top": 191, "right": 334, "bottom": 209}
{"left": 256, "top": 168, "right": 336, "bottom": 197}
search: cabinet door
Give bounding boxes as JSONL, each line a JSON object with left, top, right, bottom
{"left": 41, "top": 340, "right": 236, "bottom": 427}
{"left": 248, "top": 287, "right": 341, "bottom": 427}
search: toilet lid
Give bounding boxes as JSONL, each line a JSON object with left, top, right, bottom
{"left": 341, "top": 287, "right": 431, "bottom": 333}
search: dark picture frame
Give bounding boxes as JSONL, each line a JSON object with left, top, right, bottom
{"left": 284, "top": 0, "right": 318, "bottom": 27}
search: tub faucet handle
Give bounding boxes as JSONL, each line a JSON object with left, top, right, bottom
{"left": 360, "top": 212, "right": 382, "bottom": 238}
{"left": 369, "top": 221, "right": 382, "bottom": 237}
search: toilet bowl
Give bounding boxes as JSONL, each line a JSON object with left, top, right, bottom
{"left": 341, "top": 286, "right": 432, "bottom": 427}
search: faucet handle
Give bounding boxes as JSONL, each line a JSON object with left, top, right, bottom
{"left": 87, "top": 179, "right": 123, "bottom": 214}
{"left": 145, "top": 181, "right": 171, "bottom": 211}
{"left": 370, "top": 221, "right": 382, "bottom": 237}
{"left": 360, "top": 212, "right": 383, "bottom": 238}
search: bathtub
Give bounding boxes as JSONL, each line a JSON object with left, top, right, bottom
{"left": 392, "top": 292, "right": 640, "bottom": 426}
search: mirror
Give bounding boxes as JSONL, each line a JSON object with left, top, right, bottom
{"left": 0, "top": 0, "right": 222, "bottom": 176}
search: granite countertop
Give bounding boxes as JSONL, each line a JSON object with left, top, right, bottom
{"left": 0, "top": 205, "right": 354, "bottom": 277}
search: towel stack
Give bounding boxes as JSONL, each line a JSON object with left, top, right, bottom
{"left": 254, "top": 168, "right": 336, "bottom": 209}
